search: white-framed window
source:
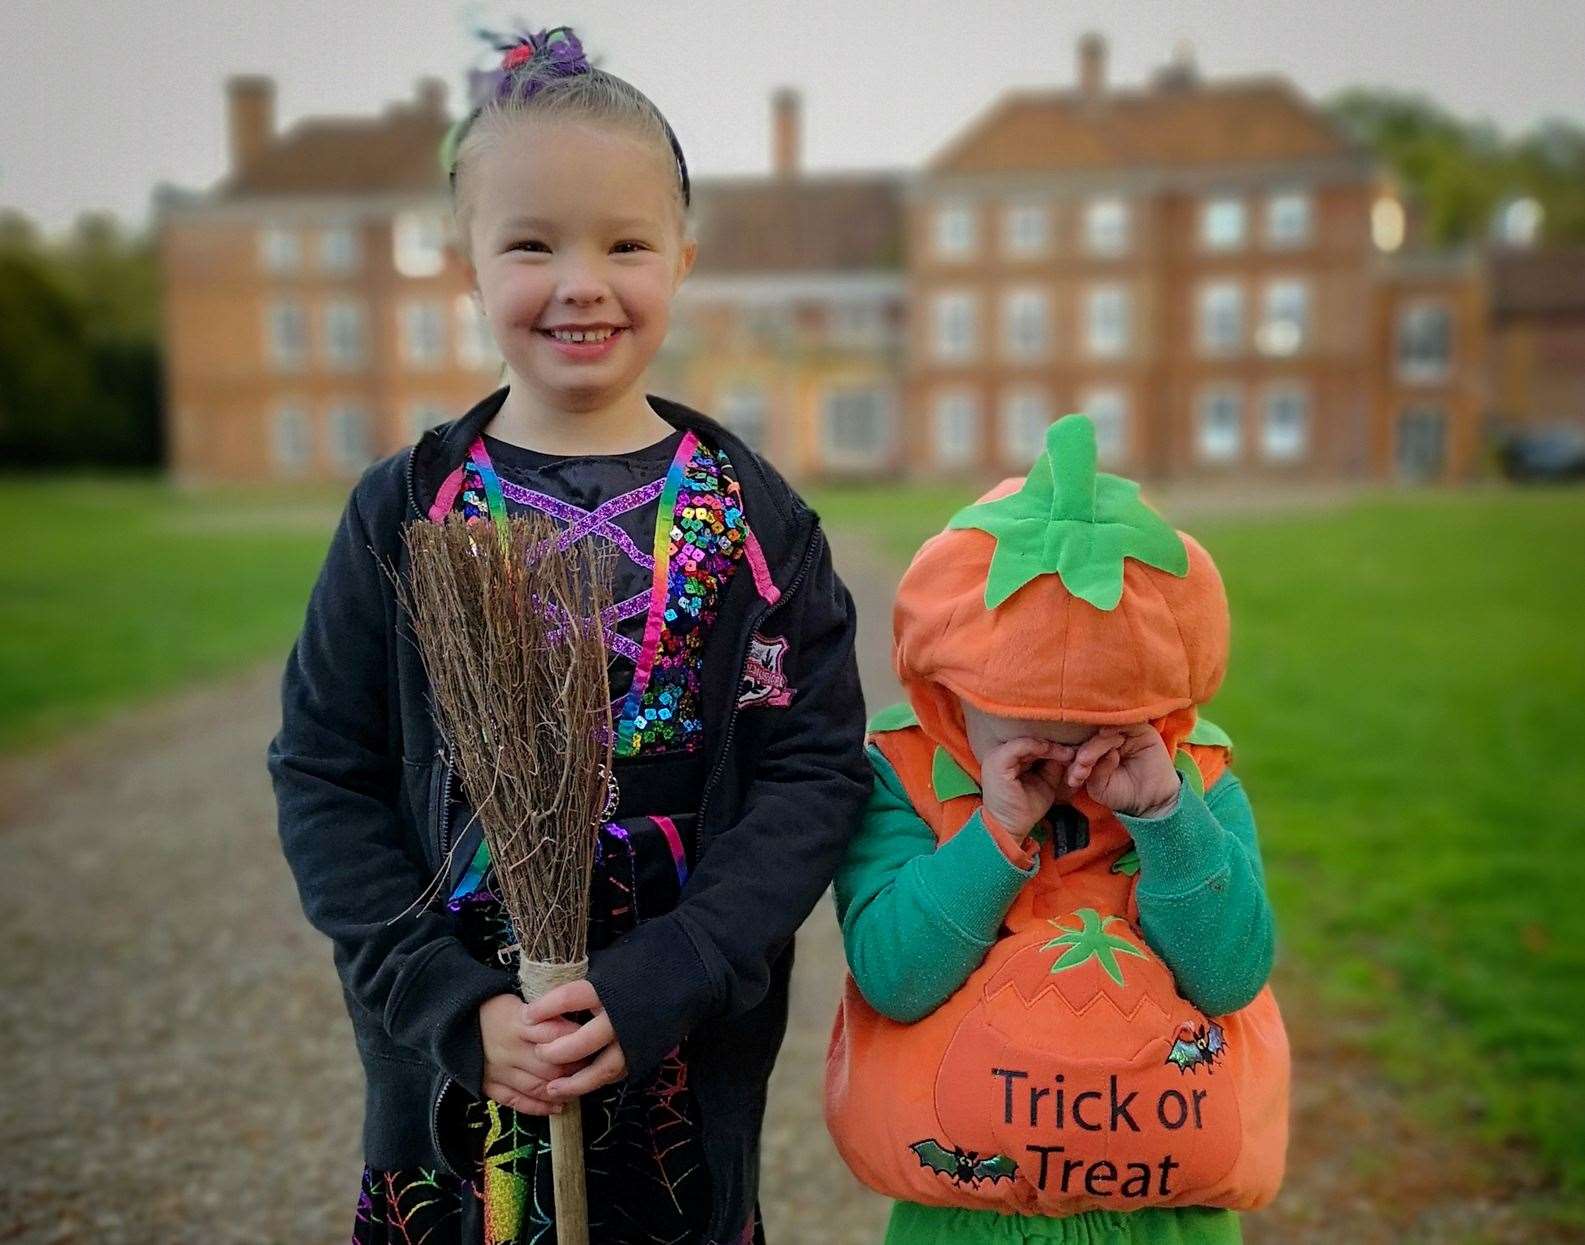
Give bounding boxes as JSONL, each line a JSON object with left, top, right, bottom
{"left": 1397, "top": 302, "right": 1452, "bottom": 382}
{"left": 933, "top": 202, "right": 977, "bottom": 260}
{"left": 931, "top": 389, "right": 980, "bottom": 469}
{"left": 829, "top": 300, "right": 889, "bottom": 349}
{"left": 318, "top": 224, "right": 360, "bottom": 273}
{"left": 408, "top": 401, "right": 450, "bottom": 443}
{"left": 259, "top": 226, "right": 300, "bottom": 275}
{"left": 1372, "top": 195, "right": 1406, "bottom": 253}
{"left": 270, "top": 402, "right": 311, "bottom": 474}
{"left": 393, "top": 211, "right": 448, "bottom": 278}
{"left": 327, "top": 402, "right": 370, "bottom": 472}
{"left": 931, "top": 290, "right": 978, "bottom": 363}
{"left": 1262, "top": 385, "right": 1309, "bottom": 461}
{"left": 1080, "top": 386, "right": 1129, "bottom": 467}
{"left": 322, "top": 298, "right": 366, "bottom": 370}
{"left": 1258, "top": 279, "right": 1310, "bottom": 356}
{"left": 265, "top": 299, "right": 308, "bottom": 371}
{"left": 1000, "top": 387, "right": 1052, "bottom": 466}
{"left": 822, "top": 387, "right": 891, "bottom": 469}
{"left": 720, "top": 385, "right": 769, "bottom": 450}
{"left": 1002, "top": 202, "right": 1051, "bottom": 258}
{"left": 1265, "top": 191, "right": 1312, "bottom": 248}
{"left": 1197, "top": 281, "right": 1243, "bottom": 356}
{"left": 402, "top": 300, "right": 447, "bottom": 368}
{"left": 747, "top": 304, "right": 792, "bottom": 342}
{"left": 1396, "top": 403, "right": 1448, "bottom": 480}
{"left": 1002, "top": 287, "right": 1049, "bottom": 362}
{"left": 1084, "top": 283, "right": 1129, "bottom": 357}
{"left": 1494, "top": 196, "right": 1544, "bottom": 248}
{"left": 454, "top": 295, "right": 498, "bottom": 370}
{"left": 1196, "top": 387, "right": 1244, "bottom": 463}
{"left": 1083, "top": 197, "right": 1129, "bottom": 256}
{"left": 1201, "top": 196, "right": 1246, "bottom": 251}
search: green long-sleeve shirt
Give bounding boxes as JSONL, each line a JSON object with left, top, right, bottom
{"left": 833, "top": 745, "right": 1273, "bottom": 1245}
{"left": 836, "top": 746, "right": 1274, "bottom": 1023}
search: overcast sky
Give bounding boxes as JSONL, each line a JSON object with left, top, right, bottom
{"left": 4, "top": 0, "right": 1582, "bottom": 234}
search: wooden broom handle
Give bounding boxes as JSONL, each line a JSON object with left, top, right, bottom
{"left": 548, "top": 1107, "right": 589, "bottom": 1244}
{"left": 520, "top": 958, "right": 591, "bottom": 1245}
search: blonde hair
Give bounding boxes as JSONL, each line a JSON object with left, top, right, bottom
{"left": 447, "top": 56, "right": 691, "bottom": 253}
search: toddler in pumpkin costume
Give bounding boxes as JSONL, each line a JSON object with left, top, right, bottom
{"left": 826, "top": 416, "right": 1289, "bottom": 1244}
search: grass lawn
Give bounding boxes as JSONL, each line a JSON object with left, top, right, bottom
{"left": 814, "top": 480, "right": 1585, "bottom": 1209}
{"left": 0, "top": 474, "right": 345, "bottom": 754}
{"left": 5, "top": 472, "right": 1584, "bottom": 1208}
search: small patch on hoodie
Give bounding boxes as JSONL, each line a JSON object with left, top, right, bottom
{"left": 738, "top": 631, "right": 794, "bottom": 708}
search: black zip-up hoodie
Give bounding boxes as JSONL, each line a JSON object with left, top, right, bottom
{"left": 266, "top": 389, "right": 869, "bottom": 1241}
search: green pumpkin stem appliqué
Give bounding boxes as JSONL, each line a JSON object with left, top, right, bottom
{"left": 947, "top": 414, "right": 1189, "bottom": 611}
{"left": 1042, "top": 908, "right": 1149, "bottom": 988}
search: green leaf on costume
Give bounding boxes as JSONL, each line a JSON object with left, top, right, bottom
{"left": 1111, "top": 848, "right": 1141, "bottom": 876}
{"left": 867, "top": 702, "right": 920, "bottom": 734}
{"left": 931, "top": 746, "right": 981, "bottom": 801}
{"left": 1185, "top": 717, "right": 1234, "bottom": 751}
{"left": 1042, "top": 908, "right": 1148, "bottom": 987}
{"left": 946, "top": 414, "right": 1188, "bottom": 611}
{"left": 1174, "top": 749, "right": 1206, "bottom": 798}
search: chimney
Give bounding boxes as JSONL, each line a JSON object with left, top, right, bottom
{"left": 772, "top": 88, "right": 801, "bottom": 178}
{"left": 415, "top": 77, "right": 448, "bottom": 118}
{"left": 1154, "top": 40, "right": 1200, "bottom": 91}
{"left": 227, "top": 75, "right": 275, "bottom": 174}
{"left": 1078, "top": 32, "right": 1107, "bottom": 104}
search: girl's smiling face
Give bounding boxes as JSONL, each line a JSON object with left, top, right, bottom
{"left": 461, "top": 117, "right": 696, "bottom": 414}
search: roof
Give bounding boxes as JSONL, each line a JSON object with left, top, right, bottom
{"left": 213, "top": 103, "right": 905, "bottom": 276}
{"left": 688, "top": 174, "right": 905, "bottom": 274}
{"left": 1491, "top": 248, "right": 1585, "bottom": 317}
{"left": 929, "top": 77, "right": 1360, "bottom": 176}
{"left": 220, "top": 107, "right": 452, "bottom": 199}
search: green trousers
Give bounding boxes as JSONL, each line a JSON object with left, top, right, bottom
{"left": 884, "top": 1203, "right": 1242, "bottom": 1245}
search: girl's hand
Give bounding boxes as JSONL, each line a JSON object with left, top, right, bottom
{"left": 1063, "top": 723, "right": 1180, "bottom": 818}
{"left": 478, "top": 994, "right": 584, "bottom": 1116}
{"left": 978, "top": 737, "right": 1076, "bottom": 839}
{"left": 526, "top": 979, "right": 629, "bottom": 1100}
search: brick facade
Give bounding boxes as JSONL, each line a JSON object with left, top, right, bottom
{"left": 160, "top": 41, "right": 1519, "bottom": 486}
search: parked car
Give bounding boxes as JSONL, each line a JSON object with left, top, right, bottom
{"left": 1497, "top": 423, "right": 1585, "bottom": 482}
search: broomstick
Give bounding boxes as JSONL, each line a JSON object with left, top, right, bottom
{"left": 400, "top": 511, "right": 615, "bottom": 1245}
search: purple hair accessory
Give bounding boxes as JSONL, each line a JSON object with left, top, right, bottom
{"left": 486, "top": 26, "right": 590, "bottom": 102}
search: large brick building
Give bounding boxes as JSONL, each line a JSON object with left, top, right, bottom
{"left": 160, "top": 38, "right": 1502, "bottom": 485}
{"left": 1488, "top": 247, "right": 1585, "bottom": 434}
{"left": 159, "top": 76, "right": 503, "bottom": 483}
{"left": 904, "top": 36, "right": 1485, "bottom": 482}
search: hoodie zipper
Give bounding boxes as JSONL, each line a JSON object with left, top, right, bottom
{"left": 404, "top": 440, "right": 424, "bottom": 521}
{"left": 429, "top": 1074, "right": 458, "bottom": 1176}
{"left": 696, "top": 522, "right": 821, "bottom": 833}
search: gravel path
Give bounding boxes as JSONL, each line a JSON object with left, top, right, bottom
{"left": 0, "top": 532, "right": 1560, "bottom": 1244}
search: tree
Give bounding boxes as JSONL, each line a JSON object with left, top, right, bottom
{"left": 0, "top": 211, "right": 163, "bottom": 469}
{"left": 1329, "top": 89, "right": 1585, "bottom": 247}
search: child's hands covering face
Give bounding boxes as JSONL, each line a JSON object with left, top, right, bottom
{"left": 478, "top": 994, "right": 585, "bottom": 1116}
{"left": 978, "top": 737, "right": 1075, "bottom": 839}
{"left": 1062, "top": 723, "right": 1180, "bottom": 819}
{"left": 978, "top": 721, "right": 1181, "bottom": 839}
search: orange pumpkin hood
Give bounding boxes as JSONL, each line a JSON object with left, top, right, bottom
{"left": 892, "top": 420, "right": 1229, "bottom": 778}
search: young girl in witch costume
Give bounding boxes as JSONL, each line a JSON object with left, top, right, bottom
{"left": 825, "top": 415, "right": 1290, "bottom": 1243}
{"left": 267, "top": 28, "right": 868, "bottom": 1245}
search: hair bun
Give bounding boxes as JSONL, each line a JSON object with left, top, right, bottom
{"left": 489, "top": 27, "right": 591, "bottom": 99}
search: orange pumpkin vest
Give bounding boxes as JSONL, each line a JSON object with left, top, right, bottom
{"left": 824, "top": 723, "right": 1290, "bottom": 1216}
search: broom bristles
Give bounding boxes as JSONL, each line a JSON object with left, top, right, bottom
{"left": 398, "top": 513, "right": 615, "bottom": 966}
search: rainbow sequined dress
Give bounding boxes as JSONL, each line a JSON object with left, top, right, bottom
{"left": 352, "top": 426, "right": 761, "bottom": 1245}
